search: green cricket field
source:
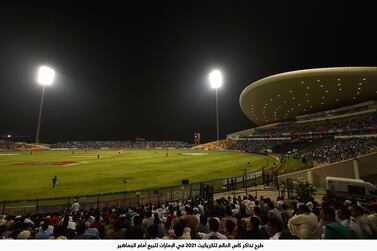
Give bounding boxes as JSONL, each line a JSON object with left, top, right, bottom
{"left": 0, "top": 149, "right": 277, "bottom": 201}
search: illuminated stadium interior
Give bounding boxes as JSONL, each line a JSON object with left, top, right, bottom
{"left": 240, "top": 67, "right": 377, "bottom": 125}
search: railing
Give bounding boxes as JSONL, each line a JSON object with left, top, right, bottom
{"left": 1, "top": 168, "right": 266, "bottom": 215}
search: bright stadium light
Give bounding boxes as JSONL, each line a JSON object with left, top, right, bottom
{"left": 208, "top": 69, "right": 223, "bottom": 141}
{"left": 37, "top": 66, "right": 55, "bottom": 86}
{"left": 209, "top": 69, "right": 223, "bottom": 89}
{"left": 35, "top": 65, "right": 55, "bottom": 143}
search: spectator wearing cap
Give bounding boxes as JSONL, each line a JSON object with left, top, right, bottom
{"left": 288, "top": 204, "right": 321, "bottom": 239}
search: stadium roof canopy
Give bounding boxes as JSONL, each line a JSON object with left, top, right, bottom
{"left": 240, "top": 67, "right": 377, "bottom": 125}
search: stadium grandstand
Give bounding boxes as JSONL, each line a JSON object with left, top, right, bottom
{"left": 225, "top": 67, "right": 377, "bottom": 186}
{"left": 49, "top": 140, "right": 190, "bottom": 149}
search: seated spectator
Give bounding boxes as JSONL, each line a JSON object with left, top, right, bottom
{"left": 173, "top": 219, "right": 186, "bottom": 239}
{"left": 75, "top": 223, "right": 100, "bottom": 239}
{"left": 184, "top": 208, "right": 198, "bottom": 237}
{"left": 17, "top": 229, "right": 32, "bottom": 239}
{"left": 148, "top": 224, "right": 161, "bottom": 239}
{"left": 84, "top": 221, "right": 99, "bottom": 238}
{"left": 224, "top": 220, "right": 236, "bottom": 239}
{"left": 105, "top": 218, "right": 126, "bottom": 239}
{"left": 280, "top": 203, "right": 292, "bottom": 227}
{"left": 90, "top": 215, "right": 105, "bottom": 238}
{"left": 195, "top": 215, "right": 209, "bottom": 237}
{"left": 268, "top": 217, "right": 283, "bottom": 239}
{"left": 35, "top": 221, "right": 54, "bottom": 239}
{"left": 337, "top": 206, "right": 363, "bottom": 239}
{"left": 244, "top": 216, "right": 269, "bottom": 239}
{"left": 153, "top": 214, "right": 165, "bottom": 238}
{"left": 367, "top": 203, "right": 377, "bottom": 238}
{"left": 267, "top": 201, "right": 283, "bottom": 224}
{"left": 220, "top": 207, "right": 237, "bottom": 234}
{"left": 125, "top": 215, "right": 144, "bottom": 239}
{"left": 48, "top": 225, "right": 67, "bottom": 239}
{"left": 350, "top": 205, "right": 374, "bottom": 239}
{"left": 197, "top": 218, "right": 227, "bottom": 239}
{"left": 287, "top": 204, "right": 321, "bottom": 239}
{"left": 182, "top": 227, "right": 192, "bottom": 239}
{"left": 320, "top": 206, "right": 351, "bottom": 239}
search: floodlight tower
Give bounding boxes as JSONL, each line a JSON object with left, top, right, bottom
{"left": 35, "top": 66, "right": 55, "bottom": 143}
{"left": 209, "top": 70, "right": 223, "bottom": 141}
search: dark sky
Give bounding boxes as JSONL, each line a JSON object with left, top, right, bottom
{"left": 1, "top": 1, "right": 377, "bottom": 143}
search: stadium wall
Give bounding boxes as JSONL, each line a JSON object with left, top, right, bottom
{"left": 278, "top": 152, "right": 377, "bottom": 187}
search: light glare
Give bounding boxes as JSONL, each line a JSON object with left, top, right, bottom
{"left": 209, "top": 70, "right": 223, "bottom": 89}
{"left": 37, "top": 66, "right": 55, "bottom": 86}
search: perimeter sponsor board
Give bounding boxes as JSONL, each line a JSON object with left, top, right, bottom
{"left": 180, "top": 153, "right": 208, "bottom": 156}
{"left": 15, "top": 161, "right": 79, "bottom": 166}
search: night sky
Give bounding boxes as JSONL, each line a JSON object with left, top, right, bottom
{"left": 1, "top": 1, "right": 377, "bottom": 143}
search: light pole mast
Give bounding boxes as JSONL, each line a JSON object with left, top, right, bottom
{"left": 36, "top": 86, "right": 46, "bottom": 144}
{"left": 35, "top": 66, "right": 55, "bottom": 143}
{"left": 209, "top": 70, "right": 223, "bottom": 141}
{"left": 215, "top": 88, "right": 219, "bottom": 141}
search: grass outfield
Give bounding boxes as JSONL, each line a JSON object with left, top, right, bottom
{"left": 0, "top": 149, "right": 277, "bottom": 201}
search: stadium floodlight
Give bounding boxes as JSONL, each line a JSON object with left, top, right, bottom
{"left": 37, "top": 66, "right": 55, "bottom": 86}
{"left": 209, "top": 69, "right": 222, "bottom": 89}
{"left": 209, "top": 69, "right": 222, "bottom": 141}
{"left": 35, "top": 65, "right": 55, "bottom": 143}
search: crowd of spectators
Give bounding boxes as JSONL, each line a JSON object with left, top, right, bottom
{"left": 0, "top": 140, "right": 15, "bottom": 150}
{"left": 50, "top": 141, "right": 190, "bottom": 149}
{"left": 0, "top": 140, "right": 18, "bottom": 150}
{"left": 193, "top": 140, "right": 235, "bottom": 151}
{"left": 227, "top": 140, "right": 287, "bottom": 154}
{"left": 1, "top": 194, "right": 377, "bottom": 240}
{"left": 301, "top": 137, "right": 377, "bottom": 165}
{"left": 251, "top": 113, "right": 377, "bottom": 137}
{"left": 227, "top": 137, "right": 377, "bottom": 166}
